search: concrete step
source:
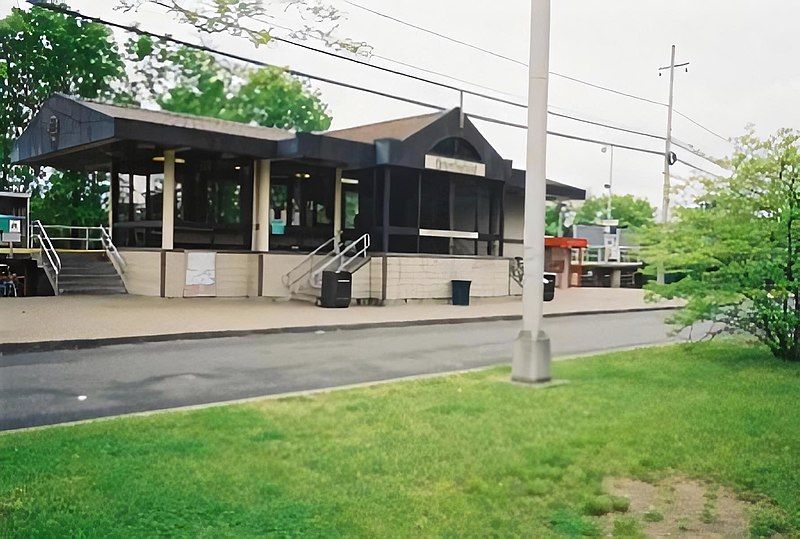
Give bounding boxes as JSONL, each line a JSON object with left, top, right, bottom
{"left": 55, "top": 251, "right": 127, "bottom": 295}
{"left": 59, "top": 275, "right": 124, "bottom": 286}
{"left": 60, "top": 266, "right": 120, "bottom": 277}
{"left": 59, "top": 286, "right": 127, "bottom": 296}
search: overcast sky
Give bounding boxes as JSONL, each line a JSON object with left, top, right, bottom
{"left": 5, "top": 0, "right": 799, "bottom": 209}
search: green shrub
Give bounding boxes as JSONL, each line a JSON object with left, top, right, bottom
{"left": 612, "top": 516, "right": 644, "bottom": 537}
{"left": 643, "top": 509, "right": 664, "bottom": 522}
{"left": 610, "top": 495, "right": 630, "bottom": 513}
{"left": 583, "top": 495, "right": 615, "bottom": 516}
{"left": 749, "top": 501, "right": 793, "bottom": 537}
{"left": 549, "top": 508, "right": 601, "bottom": 537}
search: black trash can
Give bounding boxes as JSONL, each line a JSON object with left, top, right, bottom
{"left": 543, "top": 273, "right": 556, "bottom": 302}
{"left": 451, "top": 280, "right": 472, "bottom": 306}
{"left": 320, "top": 270, "right": 352, "bottom": 308}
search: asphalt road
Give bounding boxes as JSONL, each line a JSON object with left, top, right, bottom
{"left": 0, "top": 310, "right": 694, "bottom": 431}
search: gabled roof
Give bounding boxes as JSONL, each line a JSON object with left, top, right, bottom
{"left": 76, "top": 96, "right": 294, "bottom": 142}
{"left": 11, "top": 94, "right": 295, "bottom": 167}
{"left": 326, "top": 110, "right": 447, "bottom": 144}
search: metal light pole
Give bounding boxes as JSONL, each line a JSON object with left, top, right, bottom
{"left": 601, "top": 146, "right": 614, "bottom": 220}
{"left": 512, "top": 0, "right": 551, "bottom": 384}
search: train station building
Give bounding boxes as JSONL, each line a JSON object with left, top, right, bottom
{"left": 12, "top": 94, "right": 586, "bottom": 302}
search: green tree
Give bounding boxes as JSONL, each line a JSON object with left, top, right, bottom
{"left": 575, "top": 194, "right": 655, "bottom": 228}
{"left": 0, "top": 6, "right": 125, "bottom": 190}
{"left": 144, "top": 43, "right": 331, "bottom": 131}
{"left": 29, "top": 171, "right": 109, "bottom": 226}
{"left": 1, "top": 6, "right": 333, "bottom": 225}
{"left": 644, "top": 128, "right": 800, "bottom": 361}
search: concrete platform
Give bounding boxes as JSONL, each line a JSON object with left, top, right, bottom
{"left": 0, "top": 288, "right": 682, "bottom": 350}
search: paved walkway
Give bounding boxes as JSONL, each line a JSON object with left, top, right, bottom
{"left": 0, "top": 288, "right": 680, "bottom": 347}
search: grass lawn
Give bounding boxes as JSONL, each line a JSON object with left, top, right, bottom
{"left": 2, "top": 341, "right": 800, "bottom": 537}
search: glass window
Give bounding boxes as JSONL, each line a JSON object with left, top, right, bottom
{"left": 419, "top": 175, "right": 449, "bottom": 229}
{"left": 429, "top": 138, "right": 482, "bottom": 162}
{"left": 344, "top": 188, "right": 359, "bottom": 230}
{"left": 389, "top": 169, "right": 418, "bottom": 228}
{"left": 453, "top": 179, "right": 477, "bottom": 232}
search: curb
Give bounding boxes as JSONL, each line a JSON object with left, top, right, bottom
{"left": 1, "top": 340, "right": 685, "bottom": 435}
{"left": 0, "top": 306, "right": 680, "bottom": 356}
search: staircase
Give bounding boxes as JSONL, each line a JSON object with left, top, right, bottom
{"left": 283, "top": 234, "right": 371, "bottom": 304}
{"left": 31, "top": 221, "right": 127, "bottom": 296}
{"left": 57, "top": 252, "right": 127, "bottom": 295}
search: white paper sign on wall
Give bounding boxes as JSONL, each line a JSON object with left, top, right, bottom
{"left": 184, "top": 251, "right": 217, "bottom": 297}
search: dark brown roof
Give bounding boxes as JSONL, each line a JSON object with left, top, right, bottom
{"left": 325, "top": 110, "right": 447, "bottom": 144}
{"left": 77, "top": 97, "right": 296, "bottom": 142}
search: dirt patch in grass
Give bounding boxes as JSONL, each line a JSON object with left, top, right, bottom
{"left": 602, "top": 476, "right": 750, "bottom": 537}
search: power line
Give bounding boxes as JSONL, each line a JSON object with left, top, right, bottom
{"left": 466, "top": 114, "right": 666, "bottom": 157}
{"left": 470, "top": 113, "right": 728, "bottom": 177}
{"left": 340, "top": 0, "right": 732, "bottom": 143}
{"left": 342, "top": 0, "right": 665, "bottom": 106}
{"left": 341, "top": 0, "right": 528, "bottom": 67}
{"left": 35, "top": 2, "right": 724, "bottom": 169}
{"left": 548, "top": 72, "right": 666, "bottom": 107}
{"left": 675, "top": 158, "right": 727, "bottom": 178}
{"left": 673, "top": 110, "right": 730, "bottom": 142}
{"left": 369, "top": 53, "right": 524, "bottom": 100}
{"left": 37, "top": 3, "right": 686, "bottom": 147}
{"left": 670, "top": 139, "right": 724, "bottom": 166}
{"left": 39, "top": 0, "right": 731, "bottom": 152}
{"left": 36, "top": 3, "right": 448, "bottom": 112}
{"left": 549, "top": 111, "right": 665, "bottom": 141}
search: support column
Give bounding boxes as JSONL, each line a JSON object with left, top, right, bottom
{"left": 254, "top": 159, "right": 271, "bottom": 252}
{"left": 109, "top": 161, "right": 117, "bottom": 237}
{"left": 161, "top": 150, "right": 175, "bottom": 250}
{"left": 333, "top": 167, "right": 343, "bottom": 249}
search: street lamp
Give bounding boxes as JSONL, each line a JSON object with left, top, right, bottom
{"left": 511, "top": 0, "right": 552, "bottom": 384}
{"left": 601, "top": 146, "right": 614, "bottom": 220}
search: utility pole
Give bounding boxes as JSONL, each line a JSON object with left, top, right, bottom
{"left": 512, "top": 0, "right": 551, "bottom": 384}
{"left": 602, "top": 146, "right": 614, "bottom": 220}
{"left": 657, "top": 45, "right": 689, "bottom": 284}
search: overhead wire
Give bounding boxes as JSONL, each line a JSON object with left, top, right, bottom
{"left": 340, "top": 0, "right": 732, "bottom": 144}
{"left": 675, "top": 159, "right": 727, "bottom": 179}
{"left": 38, "top": 2, "right": 680, "bottom": 145}
{"left": 36, "top": 2, "right": 726, "bottom": 174}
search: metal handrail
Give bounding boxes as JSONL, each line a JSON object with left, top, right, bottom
{"left": 510, "top": 257, "right": 524, "bottom": 288}
{"left": 309, "top": 234, "right": 371, "bottom": 288}
{"left": 100, "top": 226, "right": 126, "bottom": 275}
{"left": 31, "top": 220, "right": 61, "bottom": 294}
{"left": 30, "top": 224, "right": 106, "bottom": 251}
{"left": 281, "top": 236, "right": 338, "bottom": 289}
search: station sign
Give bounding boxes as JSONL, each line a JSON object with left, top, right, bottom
{"left": 424, "top": 155, "right": 486, "bottom": 177}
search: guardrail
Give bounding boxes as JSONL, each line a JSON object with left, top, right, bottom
{"left": 281, "top": 236, "right": 338, "bottom": 292}
{"left": 31, "top": 220, "right": 61, "bottom": 294}
{"left": 30, "top": 224, "right": 104, "bottom": 250}
{"left": 29, "top": 224, "right": 126, "bottom": 279}
{"left": 309, "top": 234, "right": 370, "bottom": 288}
{"left": 100, "top": 226, "right": 126, "bottom": 275}
{"left": 579, "top": 246, "right": 640, "bottom": 264}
